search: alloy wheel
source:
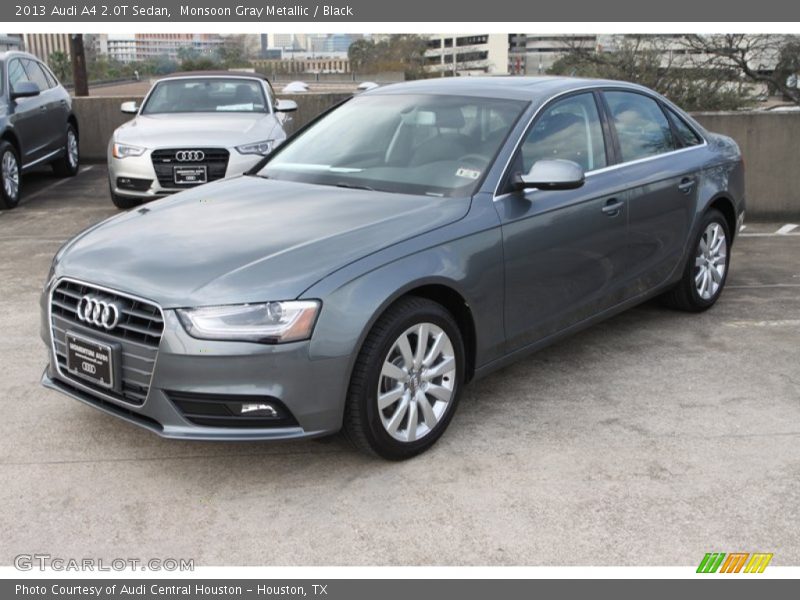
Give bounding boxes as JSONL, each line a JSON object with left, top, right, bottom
{"left": 67, "top": 130, "right": 79, "bottom": 168}
{"left": 377, "top": 322, "right": 457, "bottom": 443}
{"left": 694, "top": 222, "right": 727, "bottom": 300}
{"left": 2, "top": 151, "right": 19, "bottom": 200}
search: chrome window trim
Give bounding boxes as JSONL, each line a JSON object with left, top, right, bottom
{"left": 492, "top": 85, "right": 708, "bottom": 201}
{"left": 48, "top": 276, "right": 166, "bottom": 410}
{"left": 583, "top": 142, "right": 708, "bottom": 177}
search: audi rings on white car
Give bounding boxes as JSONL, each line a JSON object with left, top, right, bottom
{"left": 107, "top": 71, "right": 298, "bottom": 210}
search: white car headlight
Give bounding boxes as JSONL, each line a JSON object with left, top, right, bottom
{"left": 177, "top": 301, "right": 321, "bottom": 344}
{"left": 235, "top": 140, "right": 274, "bottom": 156}
{"left": 112, "top": 143, "right": 146, "bottom": 159}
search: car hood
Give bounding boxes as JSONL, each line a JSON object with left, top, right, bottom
{"left": 56, "top": 177, "right": 470, "bottom": 308}
{"left": 115, "top": 113, "right": 284, "bottom": 148}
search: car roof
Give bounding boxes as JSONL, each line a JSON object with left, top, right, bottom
{"left": 0, "top": 50, "right": 42, "bottom": 62}
{"left": 365, "top": 76, "right": 651, "bottom": 101}
{"left": 156, "top": 71, "right": 271, "bottom": 82}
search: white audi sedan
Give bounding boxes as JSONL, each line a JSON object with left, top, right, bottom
{"left": 107, "top": 72, "right": 297, "bottom": 208}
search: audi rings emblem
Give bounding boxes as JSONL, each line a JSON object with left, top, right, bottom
{"left": 175, "top": 150, "right": 205, "bottom": 162}
{"left": 76, "top": 295, "right": 123, "bottom": 330}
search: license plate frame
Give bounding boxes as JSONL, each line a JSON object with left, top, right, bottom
{"left": 65, "top": 331, "right": 117, "bottom": 390}
{"left": 173, "top": 165, "right": 207, "bottom": 185}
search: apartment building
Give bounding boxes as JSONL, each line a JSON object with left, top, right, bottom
{"left": 425, "top": 34, "right": 510, "bottom": 76}
{"left": 21, "top": 34, "right": 71, "bottom": 63}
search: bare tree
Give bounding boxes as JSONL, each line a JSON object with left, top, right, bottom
{"left": 548, "top": 35, "right": 749, "bottom": 111}
{"left": 682, "top": 34, "right": 800, "bottom": 105}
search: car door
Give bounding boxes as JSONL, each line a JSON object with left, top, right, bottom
{"left": 6, "top": 58, "right": 49, "bottom": 166}
{"left": 495, "top": 91, "right": 631, "bottom": 352}
{"left": 22, "top": 59, "right": 66, "bottom": 153}
{"left": 601, "top": 90, "right": 699, "bottom": 295}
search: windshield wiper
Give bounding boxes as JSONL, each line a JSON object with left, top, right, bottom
{"left": 335, "top": 182, "right": 375, "bottom": 191}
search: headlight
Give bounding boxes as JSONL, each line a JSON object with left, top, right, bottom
{"left": 112, "top": 143, "right": 146, "bottom": 159}
{"left": 235, "top": 140, "right": 274, "bottom": 156}
{"left": 176, "top": 300, "right": 320, "bottom": 344}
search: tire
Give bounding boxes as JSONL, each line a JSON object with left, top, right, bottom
{"left": 661, "top": 209, "right": 731, "bottom": 312}
{"left": 51, "top": 124, "right": 79, "bottom": 177}
{"left": 343, "top": 296, "right": 465, "bottom": 460}
{"left": 109, "top": 183, "right": 142, "bottom": 210}
{"left": 0, "top": 141, "right": 21, "bottom": 210}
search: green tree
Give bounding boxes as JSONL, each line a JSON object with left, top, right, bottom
{"left": 348, "top": 38, "right": 376, "bottom": 72}
{"left": 347, "top": 35, "right": 428, "bottom": 80}
{"left": 49, "top": 50, "right": 71, "bottom": 83}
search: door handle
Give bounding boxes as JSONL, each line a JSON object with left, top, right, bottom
{"left": 39, "top": 105, "right": 48, "bottom": 112}
{"left": 601, "top": 198, "right": 624, "bottom": 216}
{"left": 678, "top": 178, "right": 696, "bottom": 194}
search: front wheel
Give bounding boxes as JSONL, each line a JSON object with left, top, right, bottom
{"left": 343, "top": 297, "right": 465, "bottom": 460}
{"left": 109, "top": 183, "right": 142, "bottom": 210}
{"left": 662, "top": 209, "right": 731, "bottom": 311}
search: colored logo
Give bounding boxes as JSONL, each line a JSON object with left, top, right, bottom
{"left": 697, "top": 552, "right": 773, "bottom": 573}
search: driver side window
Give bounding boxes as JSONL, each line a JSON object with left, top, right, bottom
{"left": 520, "top": 93, "right": 607, "bottom": 173}
{"left": 8, "top": 59, "right": 31, "bottom": 92}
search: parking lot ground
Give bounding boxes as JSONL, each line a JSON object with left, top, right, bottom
{"left": 1, "top": 165, "right": 799, "bottom": 566}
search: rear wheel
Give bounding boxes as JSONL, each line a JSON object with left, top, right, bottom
{"left": 662, "top": 209, "right": 730, "bottom": 311}
{"left": 51, "top": 124, "right": 79, "bottom": 177}
{"left": 0, "top": 141, "right": 21, "bottom": 210}
{"left": 343, "top": 297, "right": 465, "bottom": 460}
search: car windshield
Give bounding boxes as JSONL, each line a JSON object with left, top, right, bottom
{"left": 259, "top": 93, "right": 527, "bottom": 197}
{"left": 141, "top": 78, "right": 269, "bottom": 114}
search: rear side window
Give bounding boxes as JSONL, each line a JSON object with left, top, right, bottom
{"left": 605, "top": 91, "right": 676, "bottom": 162}
{"left": 22, "top": 59, "right": 52, "bottom": 91}
{"left": 665, "top": 107, "right": 703, "bottom": 147}
{"left": 40, "top": 63, "right": 60, "bottom": 88}
{"left": 520, "top": 93, "right": 607, "bottom": 172}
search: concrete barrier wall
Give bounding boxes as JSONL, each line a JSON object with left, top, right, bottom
{"left": 72, "top": 96, "right": 800, "bottom": 218}
{"left": 693, "top": 111, "right": 800, "bottom": 219}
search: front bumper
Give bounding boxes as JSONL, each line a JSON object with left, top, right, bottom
{"left": 40, "top": 289, "right": 350, "bottom": 441}
{"left": 108, "top": 148, "right": 263, "bottom": 200}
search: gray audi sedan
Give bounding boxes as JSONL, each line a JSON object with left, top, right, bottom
{"left": 41, "top": 77, "right": 745, "bottom": 459}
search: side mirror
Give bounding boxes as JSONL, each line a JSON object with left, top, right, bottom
{"left": 514, "top": 159, "right": 585, "bottom": 191}
{"left": 11, "top": 81, "right": 40, "bottom": 100}
{"left": 120, "top": 101, "right": 139, "bottom": 114}
{"left": 275, "top": 99, "right": 298, "bottom": 113}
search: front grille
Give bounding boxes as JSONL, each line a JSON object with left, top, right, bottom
{"left": 151, "top": 148, "right": 230, "bottom": 188}
{"left": 50, "top": 280, "right": 164, "bottom": 406}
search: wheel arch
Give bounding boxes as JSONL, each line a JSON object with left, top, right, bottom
{"left": 1, "top": 129, "right": 21, "bottom": 156}
{"left": 395, "top": 283, "right": 477, "bottom": 383}
{"left": 67, "top": 114, "right": 79, "bottom": 138}
{"left": 706, "top": 193, "right": 737, "bottom": 243}
{"left": 337, "top": 276, "right": 480, "bottom": 388}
